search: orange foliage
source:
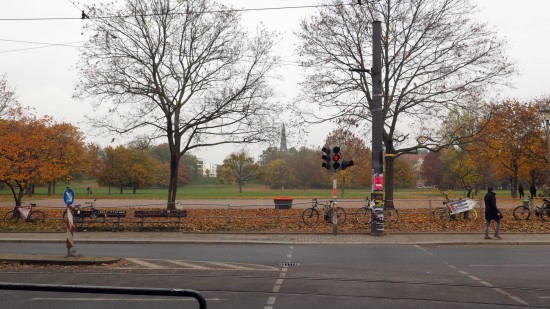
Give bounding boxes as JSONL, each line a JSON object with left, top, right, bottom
{"left": 0, "top": 113, "right": 85, "bottom": 205}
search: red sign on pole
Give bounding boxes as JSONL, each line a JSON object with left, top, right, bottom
{"left": 374, "top": 175, "right": 383, "bottom": 191}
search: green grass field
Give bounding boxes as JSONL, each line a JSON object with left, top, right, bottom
{"left": 0, "top": 181, "right": 502, "bottom": 202}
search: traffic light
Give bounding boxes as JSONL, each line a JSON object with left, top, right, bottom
{"left": 341, "top": 160, "right": 354, "bottom": 170}
{"left": 332, "top": 146, "right": 341, "bottom": 170}
{"left": 321, "top": 146, "right": 331, "bottom": 171}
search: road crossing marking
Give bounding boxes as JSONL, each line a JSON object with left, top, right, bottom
{"left": 124, "top": 258, "right": 278, "bottom": 271}
{"left": 126, "top": 258, "right": 166, "bottom": 269}
{"left": 166, "top": 260, "right": 209, "bottom": 269}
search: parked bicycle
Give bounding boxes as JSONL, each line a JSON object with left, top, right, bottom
{"left": 354, "top": 198, "right": 399, "bottom": 225}
{"left": 302, "top": 198, "right": 346, "bottom": 227}
{"left": 513, "top": 198, "right": 550, "bottom": 221}
{"left": 63, "top": 199, "right": 101, "bottom": 223}
{"left": 3, "top": 203, "right": 46, "bottom": 224}
{"left": 432, "top": 189, "right": 478, "bottom": 222}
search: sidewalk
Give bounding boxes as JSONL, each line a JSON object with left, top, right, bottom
{"left": 2, "top": 231, "right": 550, "bottom": 245}
{"left": 1, "top": 232, "right": 549, "bottom": 265}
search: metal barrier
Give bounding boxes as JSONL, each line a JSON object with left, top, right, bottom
{"left": 0, "top": 282, "right": 207, "bottom": 309}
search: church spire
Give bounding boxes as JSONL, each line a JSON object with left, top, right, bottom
{"left": 280, "top": 123, "right": 287, "bottom": 151}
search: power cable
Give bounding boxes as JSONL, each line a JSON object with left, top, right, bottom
{"left": 0, "top": 3, "right": 354, "bottom": 21}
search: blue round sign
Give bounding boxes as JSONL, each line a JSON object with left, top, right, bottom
{"left": 63, "top": 188, "right": 75, "bottom": 205}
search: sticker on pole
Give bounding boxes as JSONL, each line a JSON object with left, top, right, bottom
{"left": 449, "top": 199, "right": 477, "bottom": 214}
{"left": 63, "top": 188, "right": 75, "bottom": 206}
{"left": 374, "top": 175, "right": 383, "bottom": 191}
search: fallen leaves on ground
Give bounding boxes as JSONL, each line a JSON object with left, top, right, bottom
{"left": 0, "top": 207, "right": 549, "bottom": 234}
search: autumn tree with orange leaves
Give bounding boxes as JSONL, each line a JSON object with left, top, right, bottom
{"left": 325, "top": 129, "right": 371, "bottom": 197}
{"left": 0, "top": 113, "right": 85, "bottom": 205}
{"left": 475, "top": 100, "right": 547, "bottom": 197}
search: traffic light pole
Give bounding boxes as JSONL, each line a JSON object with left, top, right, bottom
{"left": 332, "top": 172, "right": 338, "bottom": 235}
{"left": 371, "top": 20, "right": 384, "bottom": 237}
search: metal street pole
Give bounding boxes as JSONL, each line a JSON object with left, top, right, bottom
{"left": 370, "top": 20, "right": 384, "bottom": 236}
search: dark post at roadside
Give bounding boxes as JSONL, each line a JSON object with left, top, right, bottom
{"left": 370, "top": 20, "right": 384, "bottom": 236}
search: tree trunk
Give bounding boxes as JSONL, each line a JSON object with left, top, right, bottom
{"left": 52, "top": 180, "right": 56, "bottom": 195}
{"left": 384, "top": 155, "right": 396, "bottom": 208}
{"left": 511, "top": 174, "right": 518, "bottom": 198}
{"left": 239, "top": 181, "right": 242, "bottom": 193}
{"left": 108, "top": 183, "right": 111, "bottom": 195}
{"left": 47, "top": 182, "right": 52, "bottom": 196}
{"left": 167, "top": 154, "right": 179, "bottom": 210}
{"left": 119, "top": 184, "right": 123, "bottom": 194}
{"left": 6, "top": 182, "right": 22, "bottom": 206}
{"left": 133, "top": 182, "right": 137, "bottom": 194}
{"left": 340, "top": 175, "right": 346, "bottom": 199}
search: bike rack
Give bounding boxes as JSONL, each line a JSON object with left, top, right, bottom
{"left": 0, "top": 282, "right": 207, "bottom": 309}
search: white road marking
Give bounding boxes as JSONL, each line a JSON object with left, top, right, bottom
{"left": 415, "top": 244, "right": 530, "bottom": 306}
{"left": 127, "top": 258, "right": 278, "bottom": 271}
{"left": 126, "top": 258, "right": 165, "bottom": 269}
{"left": 446, "top": 263, "right": 530, "bottom": 306}
{"left": 493, "top": 288, "right": 529, "bottom": 306}
{"left": 166, "top": 260, "right": 209, "bottom": 269}
{"left": 267, "top": 296, "right": 276, "bottom": 305}
{"left": 414, "top": 245, "right": 434, "bottom": 256}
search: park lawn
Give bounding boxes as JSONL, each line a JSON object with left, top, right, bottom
{"left": 0, "top": 182, "right": 506, "bottom": 202}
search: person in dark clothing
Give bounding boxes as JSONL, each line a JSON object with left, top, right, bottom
{"left": 484, "top": 186, "right": 501, "bottom": 240}
{"left": 518, "top": 184, "right": 524, "bottom": 199}
{"left": 530, "top": 184, "right": 537, "bottom": 198}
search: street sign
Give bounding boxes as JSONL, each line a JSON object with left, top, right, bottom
{"left": 63, "top": 188, "right": 75, "bottom": 205}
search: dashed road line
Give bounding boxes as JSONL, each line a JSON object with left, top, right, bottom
{"left": 414, "top": 245, "right": 530, "bottom": 306}
{"left": 265, "top": 245, "right": 294, "bottom": 309}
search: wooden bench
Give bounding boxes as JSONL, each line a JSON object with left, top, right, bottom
{"left": 74, "top": 210, "right": 127, "bottom": 232}
{"left": 133, "top": 210, "right": 188, "bottom": 231}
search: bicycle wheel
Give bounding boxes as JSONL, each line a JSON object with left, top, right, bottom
{"left": 336, "top": 207, "right": 347, "bottom": 225}
{"left": 384, "top": 207, "right": 399, "bottom": 224}
{"left": 355, "top": 207, "right": 372, "bottom": 225}
{"left": 433, "top": 207, "right": 449, "bottom": 222}
{"left": 302, "top": 208, "right": 320, "bottom": 226}
{"left": 513, "top": 206, "right": 530, "bottom": 220}
{"left": 540, "top": 207, "right": 550, "bottom": 222}
{"left": 28, "top": 210, "right": 45, "bottom": 223}
{"left": 459, "top": 208, "right": 478, "bottom": 221}
{"left": 3, "top": 210, "right": 19, "bottom": 223}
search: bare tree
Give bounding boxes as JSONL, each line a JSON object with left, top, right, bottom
{"left": 0, "top": 74, "right": 17, "bottom": 118}
{"left": 75, "top": 0, "right": 280, "bottom": 208}
{"left": 296, "top": 0, "right": 515, "bottom": 206}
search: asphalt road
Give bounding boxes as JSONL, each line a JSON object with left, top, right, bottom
{"left": 1, "top": 243, "right": 550, "bottom": 308}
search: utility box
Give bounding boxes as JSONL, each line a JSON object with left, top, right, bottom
{"left": 273, "top": 197, "right": 293, "bottom": 209}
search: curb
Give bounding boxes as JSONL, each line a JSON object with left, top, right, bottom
{"left": 0, "top": 253, "right": 121, "bottom": 265}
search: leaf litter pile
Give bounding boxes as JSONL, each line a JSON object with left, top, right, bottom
{"left": 1, "top": 207, "right": 549, "bottom": 234}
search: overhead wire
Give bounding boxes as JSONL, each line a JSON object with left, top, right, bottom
{"left": 0, "top": 2, "right": 355, "bottom": 21}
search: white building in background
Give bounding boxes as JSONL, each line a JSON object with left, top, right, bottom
{"left": 197, "top": 160, "right": 218, "bottom": 177}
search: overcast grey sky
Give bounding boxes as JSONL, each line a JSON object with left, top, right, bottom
{"left": 0, "top": 0, "right": 548, "bottom": 164}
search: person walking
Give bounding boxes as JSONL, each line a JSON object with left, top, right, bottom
{"left": 484, "top": 186, "right": 501, "bottom": 240}
{"left": 530, "top": 184, "right": 537, "bottom": 199}
{"left": 518, "top": 184, "right": 524, "bottom": 199}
